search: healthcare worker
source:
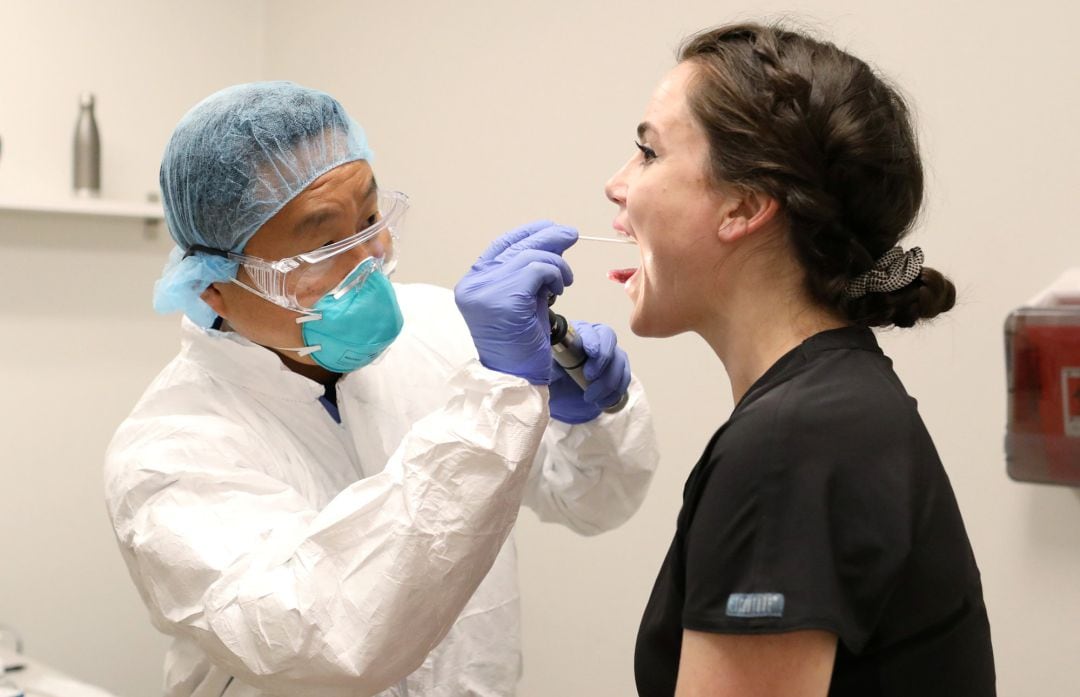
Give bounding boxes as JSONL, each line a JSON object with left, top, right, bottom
{"left": 104, "top": 82, "right": 658, "bottom": 697}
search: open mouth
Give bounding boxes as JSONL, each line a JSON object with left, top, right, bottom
{"left": 608, "top": 217, "right": 640, "bottom": 287}
{"left": 608, "top": 267, "right": 638, "bottom": 285}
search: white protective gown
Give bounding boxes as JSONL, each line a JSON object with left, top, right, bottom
{"left": 105, "top": 282, "right": 658, "bottom": 697}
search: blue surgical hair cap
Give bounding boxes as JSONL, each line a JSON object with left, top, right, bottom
{"left": 154, "top": 80, "right": 374, "bottom": 327}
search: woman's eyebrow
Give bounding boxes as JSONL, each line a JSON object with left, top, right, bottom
{"left": 637, "top": 122, "right": 657, "bottom": 141}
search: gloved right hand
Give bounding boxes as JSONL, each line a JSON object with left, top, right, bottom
{"left": 455, "top": 220, "right": 578, "bottom": 384}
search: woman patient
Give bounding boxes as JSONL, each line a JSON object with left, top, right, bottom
{"left": 604, "top": 22, "right": 996, "bottom": 697}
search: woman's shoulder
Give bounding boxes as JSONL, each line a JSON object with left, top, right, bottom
{"left": 686, "top": 348, "right": 940, "bottom": 563}
{"left": 709, "top": 346, "right": 938, "bottom": 492}
{"left": 742, "top": 342, "right": 921, "bottom": 437}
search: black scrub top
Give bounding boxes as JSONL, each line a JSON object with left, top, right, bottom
{"left": 635, "top": 326, "right": 995, "bottom": 697}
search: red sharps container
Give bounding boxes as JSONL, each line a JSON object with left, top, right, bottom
{"left": 1005, "top": 306, "right": 1080, "bottom": 485}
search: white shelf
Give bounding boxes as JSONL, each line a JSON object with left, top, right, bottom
{"left": 0, "top": 196, "right": 164, "bottom": 220}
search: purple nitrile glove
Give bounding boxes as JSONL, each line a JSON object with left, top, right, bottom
{"left": 549, "top": 320, "right": 631, "bottom": 423}
{"left": 455, "top": 220, "right": 579, "bottom": 384}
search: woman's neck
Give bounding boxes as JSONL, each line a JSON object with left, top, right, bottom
{"left": 698, "top": 260, "right": 848, "bottom": 405}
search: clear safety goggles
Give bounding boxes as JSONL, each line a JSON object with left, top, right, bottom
{"left": 189, "top": 190, "right": 409, "bottom": 314}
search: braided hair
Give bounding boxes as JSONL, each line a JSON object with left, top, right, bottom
{"left": 679, "top": 23, "right": 955, "bottom": 328}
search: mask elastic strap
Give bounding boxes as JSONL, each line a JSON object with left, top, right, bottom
{"left": 256, "top": 313, "right": 326, "bottom": 358}
{"left": 279, "top": 313, "right": 325, "bottom": 356}
{"left": 269, "top": 344, "right": 322, "bottom": 358}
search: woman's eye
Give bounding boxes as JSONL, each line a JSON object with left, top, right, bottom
{"left": 635, "top": 140, "right": 657, "bottom": 163}
{"left": 320, "top": 239, "right": 336, "bottom": 248}
{"left": 367, "top": 213, "right": 378, "bottom": 227}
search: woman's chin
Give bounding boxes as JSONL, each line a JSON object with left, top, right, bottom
{"left": 629, "top": 304, "right": 665, "bottom": 338}
{"left": 630, "top": 297, "right": 690, "bottom": 338}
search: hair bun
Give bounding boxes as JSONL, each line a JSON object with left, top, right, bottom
{"left": 844, "top": 267, "right": 955, "bottom": 328}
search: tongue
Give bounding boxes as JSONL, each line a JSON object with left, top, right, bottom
{"left": 608, "top": 267, "right": 637, "bottom": 284}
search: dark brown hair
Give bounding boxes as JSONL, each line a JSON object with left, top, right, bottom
{"left": 678, "top": 22, "right": 955, "bottom": 328}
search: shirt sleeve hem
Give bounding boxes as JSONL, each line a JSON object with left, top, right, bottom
{"left": 682, "top": 613, "right": 866, "bottom": 653}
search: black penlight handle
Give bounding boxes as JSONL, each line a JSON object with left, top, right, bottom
{"left": 548, "top": 308, "right": 628, "bottom": 414}
{"left": 549, "top": 309, "right": 589, "bottom": 378}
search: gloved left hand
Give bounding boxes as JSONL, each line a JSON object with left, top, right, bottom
{"left": 549, "top": 320, "right": 632, "bottom": 424}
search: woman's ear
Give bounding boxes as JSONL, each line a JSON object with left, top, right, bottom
{"left": 717, "top": 190, "right": 781, "bottom": 243}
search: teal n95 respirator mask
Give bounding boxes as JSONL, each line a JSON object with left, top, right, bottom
{"left": 293, "top": 258, "right": 404, "bottom": 372}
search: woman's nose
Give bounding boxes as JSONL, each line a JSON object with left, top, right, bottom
{"left": 605, "top": 174, "right": 624, "bottom": 206}
{"left": 605, "top": 160, "right": 631, "bottom": 205}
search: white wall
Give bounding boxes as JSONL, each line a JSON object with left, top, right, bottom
{"left": 1, "top": 1, "right": 1077, "bottom": 696}
{"left": 0, "top": 2, "right": 264, "bottom": 695}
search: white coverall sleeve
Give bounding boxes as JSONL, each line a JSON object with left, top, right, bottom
{"left": 105, "top": 363, "right": 547, "bottom": 697}
{"left": 522, "top": 374, "right": 659, "bottom": 536}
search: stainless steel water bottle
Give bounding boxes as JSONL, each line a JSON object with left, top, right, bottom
{"left": 73, "top": 92, "right": 100, "bottom": 197}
